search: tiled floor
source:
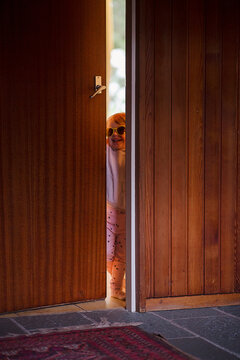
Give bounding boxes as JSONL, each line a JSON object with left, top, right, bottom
{"left": 0, "top": 302, "right": 240, "bottom": 360}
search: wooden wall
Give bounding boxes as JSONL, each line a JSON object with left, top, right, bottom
{"left": 137, "top": 0, "right": 240, "bottom": 309}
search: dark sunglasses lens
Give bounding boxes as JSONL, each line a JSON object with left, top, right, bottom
{"left": 117, "top": 126, "right": 125, "bottom": 135}
{"left": 107, "top": 128, "right": 113, "bottom": 137}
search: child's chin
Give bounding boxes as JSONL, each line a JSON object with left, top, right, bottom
{"left": 111, "top": 143, "right": 123, "bottom": 151}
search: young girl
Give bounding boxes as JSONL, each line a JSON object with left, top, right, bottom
{"left": 106, "top": 112, "right": 126, "bottom": 300}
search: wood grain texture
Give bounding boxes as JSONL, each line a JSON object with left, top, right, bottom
{"left": 187, "top": 0, "right": 204, "bottom": 295}
{"left": 204, "top": 0, "right": 221, "bottom": 294}
{"left": 137, "top": 0, "right": 240, "bottom": 304}
{"left": 154, "top": 0, "right": 172, "bottom": 297}
{"left": 143, "top": 0, "right": 155, "bottom": 299}
{"left": 146, "top": 293, "right": 240, "bottom": 311}
{"left": 171, "top": 0, "right": 188, "bottom": 296}
{"left": 0, "top": 1, "right": 34, "bottom": 310}
{"left": 137, "top": 0, "right": 155, "bottom": 308}
{"left": 0, "top": 0, "right": 106, "bottom": 313}
{"left": 220, "top": 0, "right": 238, "bottom": 293}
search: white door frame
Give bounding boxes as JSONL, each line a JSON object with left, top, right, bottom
{"left": 126, "top": 0, "right": 137, "bottom": 312}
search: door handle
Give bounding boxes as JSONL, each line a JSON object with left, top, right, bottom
{"left": 90, "top": 75, "right": 106, "bottom": 99}
{"left": 90, "top": 85, "right": 106, "bottom": 99}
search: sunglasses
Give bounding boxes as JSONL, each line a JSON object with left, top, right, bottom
{"left": 106, "top": 126, "right": 125, "bottom": 137}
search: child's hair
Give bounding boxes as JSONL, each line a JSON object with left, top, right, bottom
{"left": 107, "top": 112, "right": 125, "bottom": 127}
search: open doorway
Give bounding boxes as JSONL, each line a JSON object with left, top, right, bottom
{"left": 106, "top": 0, "right": 126, "bottom": 306}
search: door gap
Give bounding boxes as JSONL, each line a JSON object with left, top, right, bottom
{"left": 106, "top": 0, "right": 126, "bottom": 307}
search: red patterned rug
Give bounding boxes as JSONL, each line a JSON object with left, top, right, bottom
{"left": 0, "top": 326, "right": 193, "bottom": 359}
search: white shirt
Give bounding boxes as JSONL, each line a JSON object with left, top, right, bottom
{"left": 106, "top": 145, "right": 125, "bottom": 211}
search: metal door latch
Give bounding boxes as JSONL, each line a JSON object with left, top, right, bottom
{"left": 90, "top": 76, "right": 106, "bottom": 99}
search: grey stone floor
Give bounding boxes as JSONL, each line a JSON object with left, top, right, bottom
{"left": 0, "top": 305, "right": 240, "bottom": 359}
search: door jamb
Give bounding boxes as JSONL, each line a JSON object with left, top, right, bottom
{"left": 126, "top": 0, "right": 137, "bottom": 312}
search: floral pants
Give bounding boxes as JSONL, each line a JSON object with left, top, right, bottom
{"left": 107, "top": 204, "right": 126, "bottom": 291}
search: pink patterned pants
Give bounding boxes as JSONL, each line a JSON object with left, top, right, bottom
{"left": 107, "top": 204, "right": 126, "bottom": 292}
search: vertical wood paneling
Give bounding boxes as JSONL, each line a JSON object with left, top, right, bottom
{"left": 138, "top": 0, "right": 155, "bottom": 301}
{"left": 220, "top": 0, "right": 238, "bottom": 293}
{"left": 171, "top": 0, "right": 188, "bottom": 296}
{"left": 144, "top": 0, "right": 155, "bottom": 299}
{"left": 0, "top": 0, "right": 106, "bottom": 313}
{"left": 188, "top": 0, "right": 204, "bottom": 295}
{"left": 205, "top": 0, "right": 222, "bottom": 294}
{"left": 154, "top": 0, "right": 172, "bottom": 297}
{"left": 138, "top": 0, "right": 240, "bottom": 304}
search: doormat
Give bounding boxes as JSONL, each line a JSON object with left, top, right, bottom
{"left": 0, "top": 325, "right": 194, "bottom": 359}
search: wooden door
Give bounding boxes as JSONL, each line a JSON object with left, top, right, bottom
{"left": 136, "top": 0, "right": 240, "bottom": 311}
{"left": 0, "top": 0, "right": 106, "bottom": 312}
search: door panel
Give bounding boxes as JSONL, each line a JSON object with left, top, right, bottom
{"left": 0, "top": 0, "right": 106, "bottom": 312}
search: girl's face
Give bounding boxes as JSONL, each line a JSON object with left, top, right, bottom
{"left": 107, "top": 118, "right": 126, "bottom": 151}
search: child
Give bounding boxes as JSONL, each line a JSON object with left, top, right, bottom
{"left": 106, "top": 112, "right": 126, "bottom": 300}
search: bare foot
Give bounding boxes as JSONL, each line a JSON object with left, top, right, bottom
{"left": 111, "top": 290, "right": 126, "bottom": 300}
